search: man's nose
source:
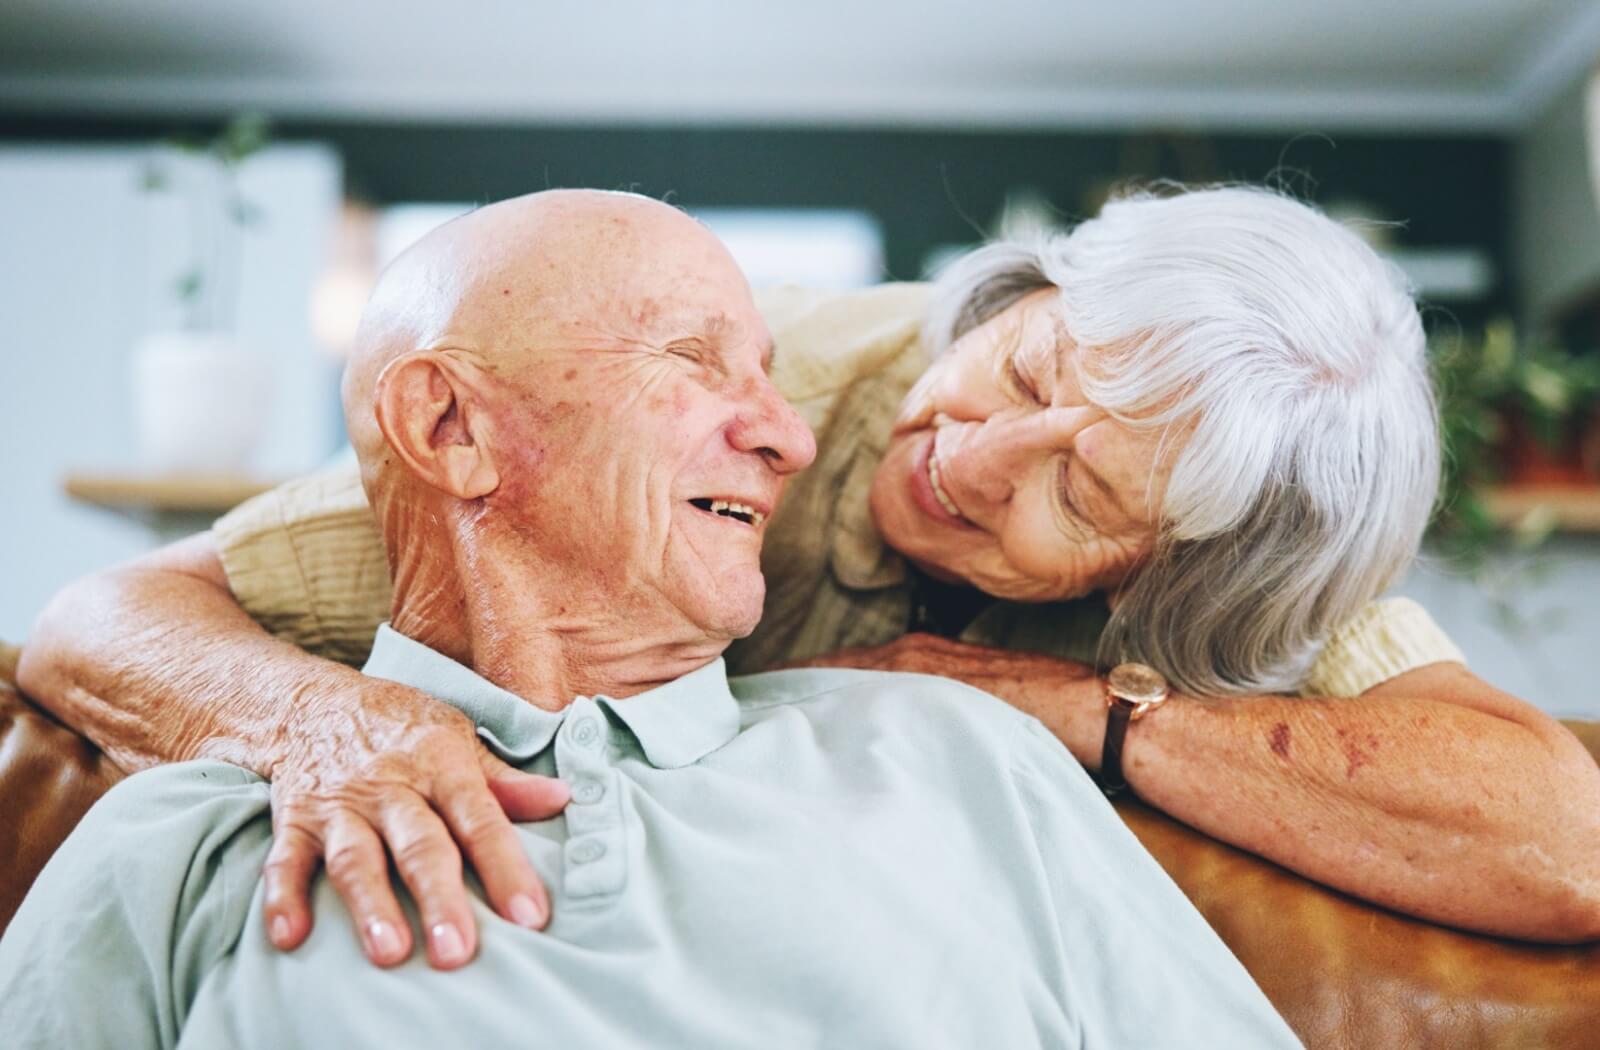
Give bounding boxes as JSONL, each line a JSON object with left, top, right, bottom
{"left": 727, "top": 378, "right": 817, "bottom": 476}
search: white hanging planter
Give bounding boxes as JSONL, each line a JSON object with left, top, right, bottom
{"left": 132, "top": 331, "right": 272, "bottom": 473}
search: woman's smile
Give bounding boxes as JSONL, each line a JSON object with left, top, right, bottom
{"left": 908, "top": 430, "right": 975, "bottom": 529}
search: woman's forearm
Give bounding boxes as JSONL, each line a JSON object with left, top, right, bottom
{"left": 16, "top": 532, "right": 357, "bottom": 774}
{"left": 1081, "top": 662, "right": 1600, "bottom": 943}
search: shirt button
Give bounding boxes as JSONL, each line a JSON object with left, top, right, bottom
{"left": 571, "top": 718, "right": 601, "bottom": 748}
{"left": 569, "top": 838, "right": 607, "bottom": 865}
{"left": 571, "top": 778, "right": 606, "bottom": 805}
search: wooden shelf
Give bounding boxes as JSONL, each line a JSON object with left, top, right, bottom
{"left": 1479, "top": 484, "right": 1600, "bottom": 533}
{"left": 63, "top": 473, "right": 278, "bottom": 515}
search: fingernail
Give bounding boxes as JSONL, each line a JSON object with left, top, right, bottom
{"left": 366, "top": 919, "right": 402, "bottom": 962}
{"left": 509, "top": 893, "right": 544, "bottom": 929}
{"left": 270, "top": 915, "right": 292, "bottom": 947}
{"left": 431, "top": 922, "right": 467, "bottom": 964}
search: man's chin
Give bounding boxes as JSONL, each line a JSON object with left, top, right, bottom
{"left": 714, "top": 592, "right": 766, "bottom": 640}
{"left": 683, "top": 572, "right": 766, "bottom": 641}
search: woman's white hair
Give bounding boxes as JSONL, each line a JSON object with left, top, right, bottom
{"left": 923, "top": 185, "right": 1439, "bottom": 696}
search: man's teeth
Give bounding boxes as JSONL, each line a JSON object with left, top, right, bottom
{"left": 927, "top": 453, "right": 964, "bottom": 520}
{"left": 703, "top": 499, "right": 765, "bottom": 526}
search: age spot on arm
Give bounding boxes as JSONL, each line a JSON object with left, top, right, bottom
{"left": 1268, "top": 722, "right": 1292, "bottom": 760}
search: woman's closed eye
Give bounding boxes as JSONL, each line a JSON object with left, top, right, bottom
{"left": 1056, "top": 461, "right": 1097, "bottom": 531}
{"left": 1006, "top": 352, "right": 1044, "bottom": 405}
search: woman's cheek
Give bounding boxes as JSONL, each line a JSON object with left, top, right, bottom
{"left": 996, "top": 527, "right": 1136, "bottom": 601}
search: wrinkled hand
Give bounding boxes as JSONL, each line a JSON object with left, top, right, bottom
{"left": 793, "top": 633, "right": 1103, "bottom": 759}
{"left": 261, "top": 681, "right": 569, "bottom": 970}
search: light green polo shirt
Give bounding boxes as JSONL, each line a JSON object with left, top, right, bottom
{"left": 0, "top": 626, "right": 1300, "bottom": 1048}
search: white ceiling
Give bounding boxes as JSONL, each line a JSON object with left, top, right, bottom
{"left": 3, "top": 0, "right": 1599, "bottom": 131}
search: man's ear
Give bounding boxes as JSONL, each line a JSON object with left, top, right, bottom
{"left": 372, "top": 352, "right": 500, "bottom": 499}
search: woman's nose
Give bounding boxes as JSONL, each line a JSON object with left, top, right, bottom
{"left": 940, "top": 408, "right": 1095, "bottom": 507}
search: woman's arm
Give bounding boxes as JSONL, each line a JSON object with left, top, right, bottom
{"left": 17, "top": 533, "right": 569, "bottom": 969}
{"left": 797, "top": 633, "right": 1600, "bottom": 943}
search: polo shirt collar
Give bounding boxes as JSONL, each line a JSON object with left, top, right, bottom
{"left": 596, "top": 668, "right": 740, "bottom": 769}
{"left": 362, "top": 624, "right": 740, "bottom": 769}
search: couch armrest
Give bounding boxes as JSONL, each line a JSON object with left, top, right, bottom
{"left": 1114, "top": 743, "right": 1600, "bottom": 1049}
{"left": 0, "top": 642, "right": 124, "bottom": 934}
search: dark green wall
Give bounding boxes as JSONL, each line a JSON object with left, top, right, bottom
{"left": 0, "top": 113, "right": 1512, "bottom": 320}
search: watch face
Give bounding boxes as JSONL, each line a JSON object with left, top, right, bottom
{"left": 1107, "top": 662, "right": 1168, "bottom": 704}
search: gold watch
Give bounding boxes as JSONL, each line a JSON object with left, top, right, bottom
{"left": 1096, "top": 662, "right": 1169, "bottom": 797}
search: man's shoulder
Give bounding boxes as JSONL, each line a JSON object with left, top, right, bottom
{"left": 71, "top": 759, "right": 275, "bottom": 948}
{"left": 89, "top": 759, "right": 273, "bottom": 854}
{"left": 0, "top": 759, "right": 274, "bottom": 1049}
{"left": 101, "top": 757, "right": 268, "bottom": 803}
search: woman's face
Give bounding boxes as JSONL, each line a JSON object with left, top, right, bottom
{"left": 869, "top": 289, "right": 1175, "bottom": 602}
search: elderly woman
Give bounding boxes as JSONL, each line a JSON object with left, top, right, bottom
{"left": 20, "top": 187, "right": 1600, "bottom": 969}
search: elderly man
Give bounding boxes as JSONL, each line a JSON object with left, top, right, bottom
{"left": 0, "top": 191, "right": 1300, "bottom": 1047}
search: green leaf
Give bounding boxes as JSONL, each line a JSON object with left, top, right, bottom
{"left": 137, "top": 162, "right": 168, "bottom": 192}
{"left": 216, "top": 113, "right": 271, "bottom": 165}
{"left": 1511, "top": 504, "right": 1558, "bottom": 549}
{"left": 1482, "top": 319, "right": 1516, "bottom": 377}
{"left": 229, "top": 197, "right": 265, "bottom": 227}
{"left": 166, "top": 135, "right": 207, "bottom": 154}
{"left": 175, "top": 269, "right": 204, "bottom": 304}
{"left": 1521, "top": 361, "right": 1570, "bottom": 415}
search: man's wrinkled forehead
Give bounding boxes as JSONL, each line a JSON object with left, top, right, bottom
{"left": 394, "top": 193, "right": 761, "bottom": 374}
{"left": 544, "top": 270, "right": 771, "bottom": 365}
{"left": 632, "top": 290, "right": 767, "bottom": 346}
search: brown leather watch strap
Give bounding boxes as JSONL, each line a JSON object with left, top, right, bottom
{"left": 1098, "top": 700, "right": 1134, "bottom": 797}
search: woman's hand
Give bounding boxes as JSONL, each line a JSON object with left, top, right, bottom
{"left": 261, "top": 679, "right": 570, "bottom": 970}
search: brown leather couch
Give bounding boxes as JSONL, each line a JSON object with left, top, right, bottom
{"left": 2, "top": 640, "right": 1597, "bottom": 1048}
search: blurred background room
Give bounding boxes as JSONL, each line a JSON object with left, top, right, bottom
{"left": 2, "top": 0, "right": 1599, "bottom": 715}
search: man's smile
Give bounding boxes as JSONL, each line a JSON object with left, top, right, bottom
{"left": 686, "top": 497, "right": 768, "bottom": 527}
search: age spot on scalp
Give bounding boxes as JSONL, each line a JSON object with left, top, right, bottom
{"left": 633, "top": 296, "right": 663, "bottom": 327}
{"left": 1268, "top": 722, "right": 1292, "bottom": 759}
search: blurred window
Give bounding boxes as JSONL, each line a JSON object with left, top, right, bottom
{"left": 693, "top": 208, "right": 884, "bottom": 289}
{"left": 377, "top": 203, "right": 475, "bottom": 268}
{"left": 374, "top": 202, "right": 885, "bottom": 289}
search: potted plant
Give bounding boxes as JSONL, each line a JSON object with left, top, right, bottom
{"left": 1431, "top": 320, "right": 1600, "bottom": 568}
{"left": 132, "top": 114, "right": 274, "bottom": 474}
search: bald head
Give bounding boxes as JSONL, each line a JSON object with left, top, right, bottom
{"left": 343, "top": 189, "right": 749, "bottom": 476}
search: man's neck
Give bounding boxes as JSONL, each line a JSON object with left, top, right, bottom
{"left": 389, "top": 526, "right": 728, "bottom": 711}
